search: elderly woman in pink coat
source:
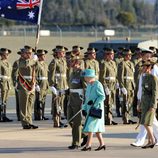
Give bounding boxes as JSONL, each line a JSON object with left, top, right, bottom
{"left": 81, "top": 69, "right": 106, "bottom": 151}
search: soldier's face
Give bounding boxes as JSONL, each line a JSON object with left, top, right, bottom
{"left": 1, "top": 53, "right": 9, "bottom": 60}
{"left": 106, "top": 53, "right": 114, "bottom": 60}
{"left": 23, "top": 52, "right": 32, "bottom": 59}
{"left": 125, "top": 54, "right": 131, "bottom": 60}
{"left": 142, "top": 53, "right": 152, "bottom": 61}
{"left": 57, "top": 51, "right": 65, "bottom": 58}
{"left": 38, "top": 54, "right": 46, "bottom": 61}
{"left": 88, "top": 53, "right": 96, "bottom": 59}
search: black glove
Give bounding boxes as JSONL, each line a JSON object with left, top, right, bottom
{"left": 82, "top": 110, "right": 87, "bottom": 117}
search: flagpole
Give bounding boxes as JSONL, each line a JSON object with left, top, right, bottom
{"left": 35, "top": 0, "right": 43, "bottom": 52}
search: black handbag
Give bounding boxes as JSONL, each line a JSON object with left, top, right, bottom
{"left": 89, "top": 106, "right": 102, "bottom": 119}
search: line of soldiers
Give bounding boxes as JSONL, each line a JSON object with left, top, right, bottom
{"left": 1, "top": 44, "right": 158, "bottom": 129}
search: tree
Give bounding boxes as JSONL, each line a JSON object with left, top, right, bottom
{"left": 116, "top": 11, "right": 136, "bottom": 27}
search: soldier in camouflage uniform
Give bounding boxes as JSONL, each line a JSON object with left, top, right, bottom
{"left": 67, "top": 56, "right": 86, "bottom": 149}
{"left": 117, "top": 49, "right": 136, "bottom": 124}
{"left": 18, "top": 46, "right": 38, "bottom": 129}
{"left": 84, "top": 47, "right": 99, "bottom": 79}
{"left": 34, "top": 49, "right": 49, "bottom": 120}
{"left": 48, "top": 45, "right": 68, "bottom": 128}
{"left": 0, "top": 48, "right": 12, "bottom": 122}
{"left": 99, "top": 48, "right": 118, "bottom": 125}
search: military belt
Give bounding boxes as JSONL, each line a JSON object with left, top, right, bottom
{"left": 23, "top": 76, "right": 32, "bottom": 79}
{"left": 0, "top": 75, "right": 10, "bottom": 79}
{"left": 37, "top": 77, "right": 48, "bottom": 80}
{"left": 70, "top": 89, "right": 84, "bottom": 96}
{"left": 55, "top": 74, "right": 66, "bottom": 77}
{"left": 105, "top": 77, "right": 115, "bottom": 80}
{"left": 124, "top": 76, "right": 133, "bottom": 80}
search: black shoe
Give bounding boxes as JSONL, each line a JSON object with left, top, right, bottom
{"left": 42, "top": 116, "right": 49, "bottom": 120}
{"left": 23, "top": 125, "right": 31, "bottom": 129}
{"left": 142, "top": 143, "right": 155, "bottom": 149}
{"left": 29, "top": 124, "right": 38, "bottom": 129}
{"left": 81, "top": 136, "right": 88, "bottom": 147}
{"left": 112, "top": 121, "right": 118, "bottom": 125}
{"left": 2, "top": 117, "right": 13, "bottom": 122}
{"left": 68, "top": 145, "right": 79, "bottom": 150}
{"left": 34, "top": 117, "right": 41, "bottom": 121}
{"left": 81, "top": 146, "right": 91, "bottom": 151}
{"left": 59, "top": 122, "right": 68, "bottom": 128}
{"left": 95, "top": 145, "right": 106, "bottom": 151}
{"left": 128, "top": 120, "right": 137, "bottom": 124}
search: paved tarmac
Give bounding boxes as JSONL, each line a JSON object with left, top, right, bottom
{"left": 0, "top": 95, "right": 158, "bottom": 158}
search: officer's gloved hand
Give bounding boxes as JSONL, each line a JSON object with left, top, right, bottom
{"left": 35, "top": 85, "right": 40, "bottom": 92}
{"left": 50, "top": 86, "right": 59, "bottom": 96}
{"left": 105, "top": 87, "right": 110, "bottom": 95}
{"left": 121, "top": 87, "right": 127, "bottom": 95}
{"left": 82, "top": 110, "right": 87, "bottom": 117}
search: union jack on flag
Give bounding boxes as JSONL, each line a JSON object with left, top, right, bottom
{"left": 16, "top": 0, "right": 40, "bottom": 9}
{"left": 0, "top": 0, "right": 41, "bottom": 23}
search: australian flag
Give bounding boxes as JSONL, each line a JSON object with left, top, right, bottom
{"left": 0, "top": 0, "right": 41, "bottom": 24}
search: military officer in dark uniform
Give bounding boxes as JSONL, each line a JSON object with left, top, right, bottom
{"left": 34, "top": 49, "right": 49, "bottom": 120}
{"left": 0, "top": 48, "right": 12, "bottom": 122}
{"left": 18, "top": 45, "right": 38, "bottom": 129}
{"left": 67, "top": 56, "right": 86, "bottom": 149}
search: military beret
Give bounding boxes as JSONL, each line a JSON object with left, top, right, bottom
{"left": 0, "top": 48, "right": 11, "bottom": 55}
